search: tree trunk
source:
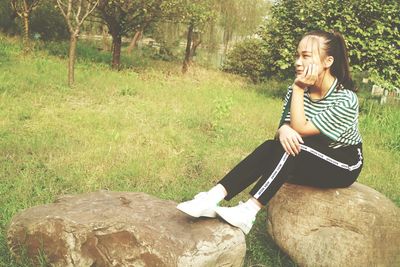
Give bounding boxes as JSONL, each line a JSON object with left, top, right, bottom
{"left": 102, "top": 25, "right": 110, "bottom": 51}
{"left": 112, "top": 34, "right": 122, "bottom": 70}
{"left": 68, "top": 33, "right": 78, "bottom": 87}
{"left": 207, "top": 22, "right": 217, "bottom": 66}
{"left": 190, "top": 33, "right": 201, "bottom": 59}
{"left": 22, "top": 12, "right": 30, "bottom": 52}
{"left": 127, "top": 30, "right": 142, "bottom": 54}
{"left": 182, "top": 23, "right": 194, "bottom": 74}
{"left": 222, "top": 27, "right": 232, "bottom": 62}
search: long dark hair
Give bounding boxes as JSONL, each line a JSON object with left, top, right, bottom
{"left": 304, "top": 30, "right": 356, "bottom": 91}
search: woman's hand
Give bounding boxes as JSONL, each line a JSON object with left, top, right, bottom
{"left": 277, "top": 124, "right": 304, "bottom": 156}
{"left": 294, "top": 63, "right": 319, "bottom": 89}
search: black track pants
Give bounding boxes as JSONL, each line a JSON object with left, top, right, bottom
{"left": 218, "top": 137, "right": 363, "bottom": 205}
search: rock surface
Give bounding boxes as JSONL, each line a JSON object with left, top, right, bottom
{"left": 7, "top": 191, "right": 246, "bottom": 267}
{"left": 267, "top": 182, "right": 400, "bottom": 267}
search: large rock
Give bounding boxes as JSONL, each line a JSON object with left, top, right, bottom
{"left": 7, "top": 191, "right": 246, "bottom": 267}
{"left": 267, "top": 182, "right": 400, "bottom": 267}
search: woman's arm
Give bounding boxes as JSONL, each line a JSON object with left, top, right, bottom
{"left": 276, "top": 123, "right": 303, "bottom": 156}
{"left": 290, "top": 84, "right": 320, "bottom": 136}
{"left": 290, "top": 63, "right": 320, "bottom": 136}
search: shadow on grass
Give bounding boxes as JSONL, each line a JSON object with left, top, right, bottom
{"left": 251, "top": 79, "right": 292, "bottom": 101}
{"left": 244, "top": 210, "right": 297, "bottom": 267}
{"left": 0, "top": 36, "right": 20, "bottom": 66}
{"left": 36, "top": 39, "right": 160, "bottom": 70}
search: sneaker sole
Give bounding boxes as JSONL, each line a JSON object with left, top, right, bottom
{"left": 176, "top": 204, "right": 217, "bottom": 218}
{"left": 215, "top": 208, "right": 252, "bottom": 234}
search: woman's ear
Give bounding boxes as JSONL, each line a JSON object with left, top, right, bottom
{"left": 324, "top": 56, "right": 334, "bottom": 69}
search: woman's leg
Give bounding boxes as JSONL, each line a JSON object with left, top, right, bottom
{"left": 288, "top": 143, "right": 363, "bottom": 188}
{"left": 214, "top": 140, "right": 292, "bottom": 234}
{"left": 218, "top": 139, "right": 284, "bottom": 200}
{"left": 178, "top": 136, "right": 363, "bottom": 234}
{"left": 177, "top": 139, "right": 280, "bottom": 220}
{"left": 249, "top": 138, "right": 363, "bottom": 205}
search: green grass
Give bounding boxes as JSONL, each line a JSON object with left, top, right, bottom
{"left": 0, "top": 35, "right": 399, "bottom": 266}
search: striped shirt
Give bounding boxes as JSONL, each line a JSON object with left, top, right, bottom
{"left": 279, "top": 79, "right": 362, "bottom": 148}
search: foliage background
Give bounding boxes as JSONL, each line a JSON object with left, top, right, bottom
{"left": 224, "top": 0, "right": 400, "bottom": 90}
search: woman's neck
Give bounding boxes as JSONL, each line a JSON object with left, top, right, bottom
{"left": 308, "top": 71, "right": 336, "bottom": 99}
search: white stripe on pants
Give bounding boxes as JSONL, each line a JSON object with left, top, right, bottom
{"left": 253, "top": 145, "right": 363, "bottom": 199}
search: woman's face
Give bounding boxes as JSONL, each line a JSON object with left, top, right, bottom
{"left": 295, "top": 36, "right": 326, "bottom": 78}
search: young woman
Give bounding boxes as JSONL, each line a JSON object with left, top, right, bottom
{"left": 177, "top": 30, "right": 363, "bottom": 234}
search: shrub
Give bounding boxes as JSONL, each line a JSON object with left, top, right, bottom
{"left": 0, "top": 1, "right": 18, "bottom": 34}
{"left": 30, "top": 1, "right": 69, "bottom": 41}
{"left": 222, "top": 38, "right": 269, "bottom": 83}
{"left": 0, "top": 0, "right": 69, "bottom": 41}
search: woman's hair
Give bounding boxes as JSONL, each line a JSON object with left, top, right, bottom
{"left": 303, "top": 30, "right": 356, "bottom": 91}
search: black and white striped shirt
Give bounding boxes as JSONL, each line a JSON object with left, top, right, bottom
{"left": 280, "top": 79, "right": 362, "bottom": 148}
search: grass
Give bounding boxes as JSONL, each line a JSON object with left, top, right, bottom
{"left": 0, "top": 35, "right": 399, "bottom": 266}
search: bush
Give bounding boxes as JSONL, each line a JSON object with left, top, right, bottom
{"left": 0, "top": 1, "right": 18, "bottom": 34}
{"left": 30, "top": 1, "right": 69, "bottom": 41}
{"left": 0, "top": 0, "right": 68, "bottom": 41}
{"left": 222, "top": 38, "right": 269, "bottom": 83}
{"left": 41, "top": 40, "right": 111, "bottom": 64}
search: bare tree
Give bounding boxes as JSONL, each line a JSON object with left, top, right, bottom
{"left": 10, "top": 0, "right": 40, "bottom": 52}
{"left": 56, "top": 0, "right": 99, "bottom": 86}
{"left": 127, "top": 29, "right": 143, "bottom": 54}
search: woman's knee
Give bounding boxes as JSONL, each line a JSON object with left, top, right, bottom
{"left": 256, "top": 139, "right": 280, "bottom": 153}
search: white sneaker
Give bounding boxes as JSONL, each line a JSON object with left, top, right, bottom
{"left": 215, "top": 202, "right": 256, "bottom": 234}
{"left": 176, "top": 192, "right": 218, "bottom": 218}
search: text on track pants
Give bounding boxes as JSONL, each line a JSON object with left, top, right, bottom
{"left": 218, "top": 136, "right": 363, "bottom": 205}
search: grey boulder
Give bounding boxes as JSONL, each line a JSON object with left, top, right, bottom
{"left": 267, "top": 182, "right": 400, "bottom": 267}
{"left": 7, "top": 191, "right": 246, "bottom": 266}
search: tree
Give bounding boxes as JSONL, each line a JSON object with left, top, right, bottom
{"left": 158, "top": 0, "right": 269, "bottom": 72}
{"left": 96, "top": 0, "right": 163, "bottom": 70}
{"left": 162, "top": 0, "right": 216, "bottom": 73}
{"left": 217, "top": 0, "right": 270, "bottom": 59}
{"left": 56, "top": 0, "right": 99, "bottom": 86}
{"left": 182, "top": 1, "right": 216, "bottom": 73}
{"left": 10, "top": 0, "right": 40, "bottom": 51}
{"left": 145, "top": 21, "right": 182, "bottom": 61}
